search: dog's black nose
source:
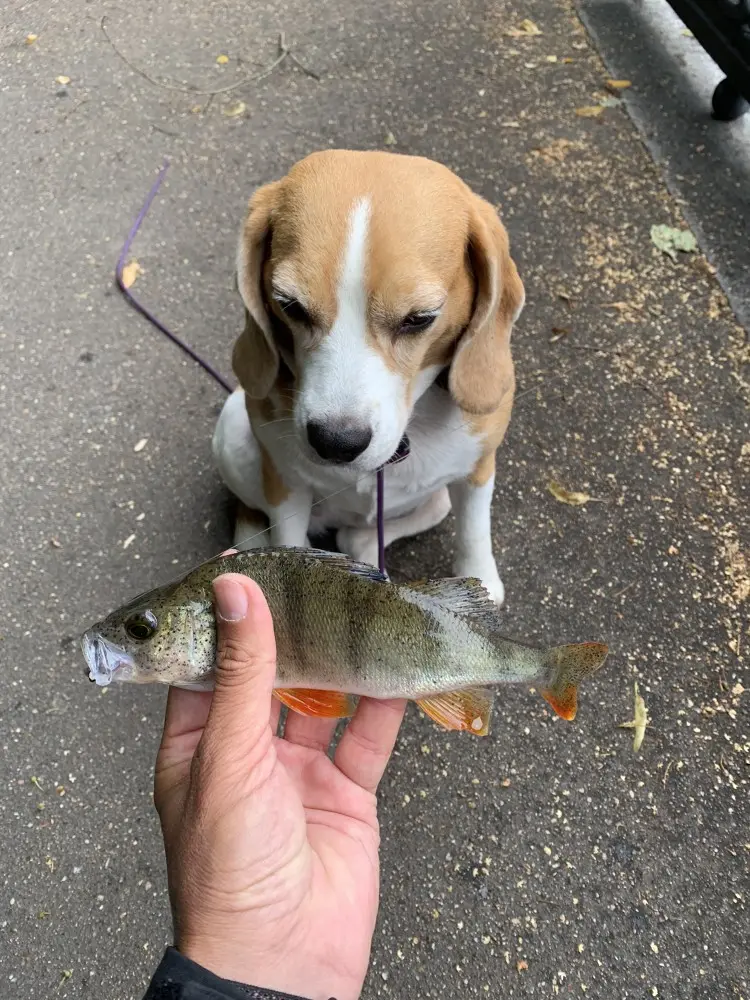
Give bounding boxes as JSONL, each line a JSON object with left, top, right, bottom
{"left": 306, "top": 421, "right": 373, "bottom": 463}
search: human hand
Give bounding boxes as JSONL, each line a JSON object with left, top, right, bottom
{"left": 153, "top": 571, "right": 406, "bottom": 1000}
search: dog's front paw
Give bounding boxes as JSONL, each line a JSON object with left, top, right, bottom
{"left": 453, "top": 556, "right": 505, "bottom": 607}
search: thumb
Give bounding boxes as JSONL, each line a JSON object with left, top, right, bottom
{"left": 204, "top": 573, "right": 277, "bottom": 755}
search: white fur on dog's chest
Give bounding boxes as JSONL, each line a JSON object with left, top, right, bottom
{"left": 261, "top": 384, "right": 482, "bottom": 530}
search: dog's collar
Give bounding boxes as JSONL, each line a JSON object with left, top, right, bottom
{"left": 434, "top": 366, "right": 450, "bottom": 392}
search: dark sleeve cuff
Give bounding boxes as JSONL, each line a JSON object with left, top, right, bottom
{"left": 142, "top": 947, "right": 330, "bottom": 1000}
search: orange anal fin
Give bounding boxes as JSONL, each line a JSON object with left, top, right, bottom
{"left": 416, "top": 687, "right": 494, "bottom": 736}
{"left": 541, "top": 683, "right": 578, "bottom": 721}
{"left": 274, "top": 688, "right": 358, "bottom": 719}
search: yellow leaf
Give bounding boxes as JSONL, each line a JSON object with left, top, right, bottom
{"left": 25, "top": 33, "right": 38, "bottom": 45}
{"left": 562, "top": 57, "right": 574, "bottom": 64}
{"left": 222, "top": 100, "right": 246, "bottom": 117}
{"left": 383, "top": 131, "right": 397, "bottom": 146}
{"left": 55, "top": 75, "right": 70, "bottom": 85}
{"left": 632, "top": 684, "right": 648, "bottom": 751}
{"left": 190, "top": 104, "right": 203, "bottom": 114}
{"left": 619, "top": 682, "right": 649, "bottom": 752}
{"left": 547, "top": 480, "right": 591, "bottom": 506}
{"left": 216, "top": 54, "right": 229, "bottom": 65}
{"left": 121, "top": 260, "right": 143, "bottom": 289}
{"left": 606, "top": 79, "right": 632, "bottom": 90}
{"left": 505, "top": 18, "right": 542, "bottom": 37}
{"left": 575, "top": 105, "right": 604, "bottom": 117}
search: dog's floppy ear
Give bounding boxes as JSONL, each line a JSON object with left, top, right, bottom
{"left": 448, "top": 195, "right": 525, "bottom": 415}
{"left": 233, "top": 181, "right": 283, "bottom": 399}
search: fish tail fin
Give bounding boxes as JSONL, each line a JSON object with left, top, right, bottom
{"left": 539, "top": 642, "right": 608, "bottom": 721}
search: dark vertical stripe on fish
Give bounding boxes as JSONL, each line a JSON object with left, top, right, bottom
{"left": 345, "top": 570, "right": 362, "bottom": 676}
{"left": 350, "top": 573, "right": 387, "bottom": 681}
{"left": 282, "top": 553, "right": 307, "bottom": 674}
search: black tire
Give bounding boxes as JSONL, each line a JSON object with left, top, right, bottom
{"left": 711, "top": 77, "right": 750, "bottom": 121}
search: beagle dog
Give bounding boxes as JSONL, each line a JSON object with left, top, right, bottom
{"left": 212, "top": 150, "right": 524, "bottom": 605}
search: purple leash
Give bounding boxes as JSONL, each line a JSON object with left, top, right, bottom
{"left": 115, "top": 161, "right": 388, "bottom": 574}
{"left": 115, "top": 160, "right": 234, "bottom": 395}
{"left": 376, "top": 466, "right": 385, "bottom": 575}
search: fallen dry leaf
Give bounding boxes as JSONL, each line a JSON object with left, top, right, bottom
{"left": 619, "top": 681, "right": 648, "bottom": 752}
{"left": 26, "top": 33, "right": 38, "bottom": 45}
{"left": 216, "top": 54, "right": 229, "bottom": 65}
{"left": 517, "top": 960, "right": 529, "bottom": 972}
{"left": 222, "top": 100, "right": 246, "bottom": 117}
{"left": 562, "top": 56, "right": 574, "bottom": 64}
{"left": 575, "top": 104, "right": 604, "bottom": 117}
{"left": 650, "top": 224, "right": 698, "bottom": 262}
{"left": 547, "top": 480, "right": 591, "bottom": 506}
{"left": 531, "top": 137, "right": 579, "bottom": 164}
{"left": 505, "top": 18, "right": 542, "bottom": 37}
{"left": 383, "top": 131, "right": 397, "bottom": 146}
{"left": 121, "top": 260, "right": 143, "bottom": 289}
{"left": 606, "top": 79, "right": 632, "bottom": 90}
{"left": 55, "top": 75, "right": 71, "bottom": 86}
{"left": 133, "top": 437, "right": 148, "bottom": 453}
{"left": 603, "top": 301, "right": 631, "bottom": 311}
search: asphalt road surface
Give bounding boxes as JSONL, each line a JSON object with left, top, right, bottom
{"left": 1, "top": 1, "right": 748, "bottom": 997}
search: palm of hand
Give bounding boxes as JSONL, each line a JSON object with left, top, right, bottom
{"left": 156, "top": 691, "right": 401, "bottom": 1000}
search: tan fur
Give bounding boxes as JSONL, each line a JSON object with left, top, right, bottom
{"left": 466, "top": 388, "right": 516, "bottom": 485}
{"left": 233, "top": 149, "right": 524, "bottom": 498}
{"left": 234, "top": 152, "right": 522, "bottom": 401}
{"left": 234, "top": 182, "right": 284, "bottom": 398}
{"left": 259, "top": 442, "right": 289, "bottom": 507}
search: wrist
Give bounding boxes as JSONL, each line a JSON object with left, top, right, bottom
{"left": 178, "top": 937, "right": 337, "bottom": 1000}
{"left": 144, "top": 947, "right": 328, "bottom": 1000}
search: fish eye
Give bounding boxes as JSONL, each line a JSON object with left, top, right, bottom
{"left": 125, "top": 610, "right": 158, "bottom": 641}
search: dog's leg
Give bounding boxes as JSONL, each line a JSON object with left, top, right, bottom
{"left": 213, "top": 389, "right": 312, "bottom": 550}
{"left": 337, "top": 488, "right": 451, "bottom": 569}
{"left": 449, "top": 467, "right": 504, "bottom": 606}
{"left": 233, "top": 502, "right": 269, "bottom": 551}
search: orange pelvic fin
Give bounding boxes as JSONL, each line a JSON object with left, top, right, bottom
{"left": 274, "top": 688, "right": 358, "bottom": 719}
{"left": 416, "top": 686, "right": 494, "bottom": 736}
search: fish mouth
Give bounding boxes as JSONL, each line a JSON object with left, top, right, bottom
{"left": 80, "top": 632, "right": 137, "bottom": 686}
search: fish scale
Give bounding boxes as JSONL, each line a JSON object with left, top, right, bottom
{"left": 80, "top": 547, "right": 609, "bottom": 735}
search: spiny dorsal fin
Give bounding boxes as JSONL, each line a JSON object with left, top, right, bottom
{"left": 233, "top": 547, "right": 389, "bottom": 583}
{"left": 416, "top": 686, "right": 495, "bottom": 736}
{"left": 406, "top": 577, "right": 500, "bottom": 628}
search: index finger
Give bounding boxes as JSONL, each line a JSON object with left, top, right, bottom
{"left": 333, "top": 697, "right": 407, "bottom": 794}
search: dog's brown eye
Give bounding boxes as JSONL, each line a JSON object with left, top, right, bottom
{"left": 397, "top": 312, "right": 438, "bottom": 335}
{"left": 278, "top": 297, "right": 311, "bottom": 327}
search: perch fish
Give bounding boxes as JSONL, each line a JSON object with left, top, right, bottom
{"left": 80, "top": 548, "right": 608, "bottom": 735}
